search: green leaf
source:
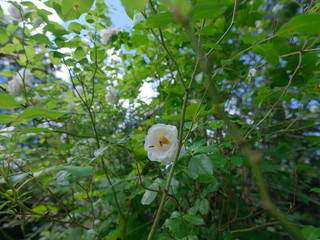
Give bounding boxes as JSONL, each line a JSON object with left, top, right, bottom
{"left": 30, "top": 34, "right": 51, "bottom": 44}
{"left": 204, "top": 42, "right": 222, "bottom": 50}
{"left": 0, "top": 44, "right": 23, "bottom": 54}
{"left": 199, "top": 198, "right": 210, "bottom": 215}
{"left": 60, "top": 0, "right": 94, "bottom": 21}
{"left": 64, "top": 166, "right": 94, "bottom": 178}
{"left": 308, "top": 3, "right": 320, "bottom": 14}
{"left": 185, "top": 103, "right": 216, "bottom": 121}
{"left": 74, "top": 47, "right": 86, "bottom": 60}
{"left": 223, "top": 231, "right": 233, "bottom": 240}
{"left": 19, "top": 107, "right": 65, "bottom": 120}
{"left": 0, "top": 94, "right": 21, "bottom": 109}
{"left": 10, "top": 174, "right": 28, "bottom": 186}
{"left": 141, "top": 182, "right": 158, "bottom": 205}
{"left": 0, "top": 28, "right": 9, "bottom": 44}
{"left": 196, "top": 145, "right": 219, "bottom": 154}
{"left": 278, "top": 15, "right": 320, "bottom": 37}
{"left": 55, "top": 170, "right": 70, "bottom": 186}
{"left": 132, "top": 34, "right": 149, "bottom": 47}
{"left": 301, "top": 225, "right": 320, "bottom": 240}
{"left": 242, "top": 32, "right": 268, "bottom": 44}
{"left": 252, "top": 43, "right": 278, "bottom": 66}
{"left": 68, "top": 22, "right": 84, "bottom": 34}
{"left": 0, "top": 6, "right": 3, "bottom": 19}
{"left": 208, "top": 120, "right": 224, "bottom": 128}
{"left": 201, "top": 178, "right": 220, "bottom": 197}
{"left": 94, "top": 146, "right": 109, "bottom": 158}
{"left": 43, "top": 22, "right": 69, "bottom": 36}
{"left": 310, "top": 188, "right": 320, "bottom": 193}
{"left": 0, "top": 114, "right": 16, "bottom": 124}
{"left": 25, "top": 45, "right": 36, "bottom": 59}
{"left": 32, "top": 204, "right": 59, "bottom": 213}
{"left": 20, "top": 127, "right": 54, "bottom": 134}
{"left": 90, "top": 49, "right": 106, "bottom": 63}
{"left": 192, "top": 3, "right": 227, "bottom": 20}
{"left": 183, "top": 214, "right": 205, "bottom": 225}
{"left": 188, "top": 154, "right": 214, "bottom": 183}
{"left": 37, "top": 9, "right": 52, "bottom": 22}
{"left": 120, "top": 0, "right": 147, "bottom": 19}
{"left": 145, "top": 12, "right": 177, "bottom": 28}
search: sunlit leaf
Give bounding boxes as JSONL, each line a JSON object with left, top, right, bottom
{"left": 278, "top": 15, "right": 320, "bottom": 36}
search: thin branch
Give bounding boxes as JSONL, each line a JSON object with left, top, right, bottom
{"left": 238, "top": 50, "right": 303, "bottom": 147}
{"left": 140, "top": 8, "right": 187, "bottom": 90}
{"left": 231, "top": 221, "right": 279, "bottom": 233}
{"left": 206, "top": 0, "right": 238, "bottom": 57}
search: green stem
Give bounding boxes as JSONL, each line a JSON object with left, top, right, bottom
{"left": 247, "top": 150, "right": 306, "bottom": 240}
{"left": 147, "top": 59, "right": 199, "bottom": 239}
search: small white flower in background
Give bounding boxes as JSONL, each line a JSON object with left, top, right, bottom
{"left": 272, "top": 4, "right": 283, "bottom": 14}
{"left": 144, "top": 124, "right": 184, "bottom": 165}
{"left": 310, "top": 105, "right": 319, "bottom": 114}
{"left": 100, "top": 27, "right": 121, "bottom": 44}
{"left": 8, "top": 79, "right": 23, "bottom": 95}
{"left": 255, "top": 20, "right": 262, "bottom": 28}
{"left": 255, "top": 20, "right": 263, "bottom": 33}
{"left": 7, "top": 68, "right": 32, "bottom": 95}
{"left": 32, "top": 17, "right": 43, "bottom": 28}
{"left": 31, "top": 94, "right": 43, "bottom": 107}
{"left": 7, "top": 5, "right": 22, "bottom": 21}
{"left": 190, "top": 99, "right": 201, "bottom": 104}
{"left": 105, "top": 86, "right": 118, "bottom": 104}
{"left": 15, "top": 68, "right": 33, "bottom": 86}
{"left": 248, "top": 68, "right": 257, "bottom": 77}
{"left": 73, "top": 85, "right": 84, "bottom": 97}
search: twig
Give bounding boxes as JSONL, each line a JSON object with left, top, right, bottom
{"left": 206, "top": 0, "right": 238, "bottom": 57}
{"left": 147, "top": 47, "right": 199, "bottom": 240}
{"left": 231, "top": 221, "right": 279, "bottom": 233}
{"left": 237, "top": 50, "right": 303, "bottom": 148}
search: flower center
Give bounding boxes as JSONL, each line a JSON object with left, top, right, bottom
{"left": 159, "top": 136, "right": 170, "bottom": 147}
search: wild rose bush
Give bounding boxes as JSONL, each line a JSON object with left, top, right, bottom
{"left": 0, "top": 0, "right": 319, "bottom": 239}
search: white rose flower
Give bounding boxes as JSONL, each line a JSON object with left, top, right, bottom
{"left": 112, "top": 27, "right": 122, "bottom": 35}
{"left": 15, "top": 68, "right": 32, "bottom": 86}
{"left": 8, "top": 79, "right": 23, "bottom": 95}
{"left": 32, "top": 17, "right": 43, "bottom": 28}
{"left": 255, "top": 20, "right": 262, "bottom": 28}
{"left": 248, "top": 68, "right": 257, "bottom": 77}
{"left": 144, "top": 124, "right": 183, "bottom": 165}
{"left": 105, "top": 86, "right": 118, "bottom": 104}
{"left": 73, "top": 85, "right": 84, "bottom": 97}
{"left": 8, "top": 5, "right": 22, "bottom": 21}
{"left": 272, "top": 4, "right": 283, "bottom": 14}
{"left": 100, "top": 27, "right": 121, "bottom": 44}
{"left": 310, "top": 105, "right": 319, "bottom": 114}
{"left": 31, "top": 94, "right": 43, "bottom": 106}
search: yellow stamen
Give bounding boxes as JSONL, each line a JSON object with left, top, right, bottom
{"left": 159, "top": 136, "right": 170, "bottom": 147}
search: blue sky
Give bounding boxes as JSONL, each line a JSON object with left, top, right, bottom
{"left": 107, "top": 0, "right": 134, "bottom": 29}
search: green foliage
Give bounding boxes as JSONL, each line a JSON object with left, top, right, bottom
{"left": 0, "top": 94, "right": 20, "bottom": 109}
{"left": 120, "top": 0, "right": 147, "bottom": 19}
{"left": 0, "top": 0, "right": 319, "bottom": 239}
